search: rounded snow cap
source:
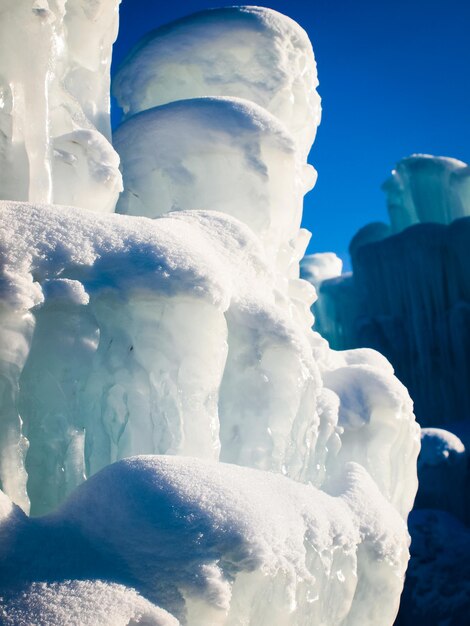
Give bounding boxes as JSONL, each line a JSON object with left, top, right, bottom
{"left": 112, "top": 6, "right": 321, "bottom": 159}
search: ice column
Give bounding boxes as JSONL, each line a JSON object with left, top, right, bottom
{"left": 383, "top": 155, "right": 470, "bottom": 234}
{"left": 0, "top": 0, "right": 122, "bottom": 209}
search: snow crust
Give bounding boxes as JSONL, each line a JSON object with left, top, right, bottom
{"left": 0, "top": 5, "right": 420, "bottom": 625}
{"left": 112, "top": 6, "right": 321, "bottom": 158}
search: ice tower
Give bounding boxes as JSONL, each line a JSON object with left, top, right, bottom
{"left": 0, "top": 4, "right": 419, "bottom": 625}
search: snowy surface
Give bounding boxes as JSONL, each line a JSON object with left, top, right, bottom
{"left": 112, "top": 6, "right": 321, "bottom": 159}
{"left": 0, "top": 199, "right": 419, "bottom": 522}
{"left": 0, "top": 456, "right": 409, "bottom": 626}
{"left": 0, "top": 581, "right": 178, "bottom": 626}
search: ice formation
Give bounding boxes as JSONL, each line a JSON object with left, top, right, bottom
{"left": 0, "top": 0, "right": 122, "bottom": 209}
{"left": 302, "top": 157, "right": 470, "bottom": 624}
{"left": 112, "top": 6, "right": 321, "bottom": 159}
{"left": 0, "top": 457, "right": 409, "bottom": 626}
{"left": 0, "top": 4, "right": 419, "bottom": 625}
{"left": 306, "top": 156, "right": 470, "bottom": 428}
{"left": 383, "top": 155, "right": 470, "bottom": 234}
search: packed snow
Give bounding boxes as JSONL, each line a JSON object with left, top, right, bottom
{"left": 0, "top": 3, "right": 420, "bottom": 625}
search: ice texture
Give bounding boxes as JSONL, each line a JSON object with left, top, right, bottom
{"left": 112, "top": 6, "right": 321, "bottom": 159}
{"left": 0, "top": 4, "right": 420, "bottom": 625}
{"left": 0, "top": 198, "right": 419, "bottom": 520}
{"left": 0, "top": 0, "right": 122, "bottom": 209}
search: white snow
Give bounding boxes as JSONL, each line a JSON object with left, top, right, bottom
{"left": 0, "top": 456, "right": 409, "bottom": 626}
{"left": 0, "top": 581, "right": 178, "bottom": 626}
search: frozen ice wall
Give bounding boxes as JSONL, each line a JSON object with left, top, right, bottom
{"left": 0, "top": 0, "right": 122, "bottom": 210}
{"left": 0, "top": 5, "right": 419, "bottom": 625}
{"left": 305, "top": 156, "right": 470, "bottom": 428}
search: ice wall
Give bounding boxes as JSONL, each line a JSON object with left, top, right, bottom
{"left": 305, "top": 156, "right": 470, "bottom": 428}
{"left": 0, "top": 5, "right": 420, "bottom": 625}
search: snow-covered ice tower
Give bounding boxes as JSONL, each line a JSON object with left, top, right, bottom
{"left": 0, "top": 4, "right": 419, "bottom": 625}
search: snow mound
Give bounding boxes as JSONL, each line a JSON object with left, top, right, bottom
{"left": 50, "top": 456, "right": 408, "bottom": 625}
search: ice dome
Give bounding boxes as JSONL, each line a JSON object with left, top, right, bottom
{"left": 112, "top": 6, "right": 321, "bottom": 158}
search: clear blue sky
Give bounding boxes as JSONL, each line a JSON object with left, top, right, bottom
{"left": 112, "top": 0, "right": 470, "bottom": 268}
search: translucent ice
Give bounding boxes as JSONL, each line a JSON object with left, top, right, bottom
{"left": 304, "top": 157, "right": 470, "bottom": 428}
{"left": 382, "top": 154, "right": 470, "bottom": 234}
{"left": 112, "top": 7, "right": 321, "bottom": 158}
{"left": 0, "top": 0, "right": 122, "bottom": 208}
